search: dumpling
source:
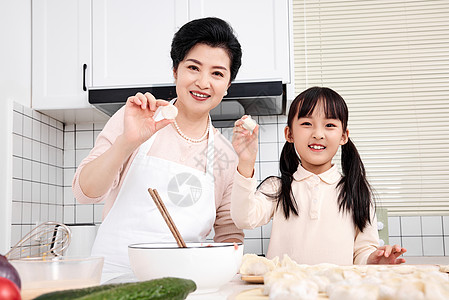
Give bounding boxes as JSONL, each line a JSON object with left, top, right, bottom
{"left": 239, "top": 253, "right": 279, "bottom": 276}
{"left": 327, "top": 282, "right": 379, "bottom": 300}
{"left": 161, "top": 103, "right": 178, "bottom": 119}
{"left": 241, "top": 115, "right": 257, "bottom": 132}
{"left": 267, "top": 275, "right": 318, "bottom": 300}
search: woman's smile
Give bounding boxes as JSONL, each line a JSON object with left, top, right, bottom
{"left": 190, "top": 90, "right": 211, "bottom": 101}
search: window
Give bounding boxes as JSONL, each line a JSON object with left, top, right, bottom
{"left": 293, "top": 0, "right": 449, "bottom": 215}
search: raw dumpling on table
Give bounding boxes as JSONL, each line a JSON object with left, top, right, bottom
{"left": 239, "top": 253, "right": 279, "bottom": 276}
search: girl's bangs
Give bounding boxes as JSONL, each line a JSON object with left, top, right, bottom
{"left": 296, "top": 90, "right": 347, "bottom": 125}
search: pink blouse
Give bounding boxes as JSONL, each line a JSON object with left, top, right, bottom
{"left": 231, "top": 164, "right": 379, "bottom": 264}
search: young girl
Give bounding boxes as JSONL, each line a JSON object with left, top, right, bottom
{"left": 231, "top": 86, "right": 406, "bottom": 265}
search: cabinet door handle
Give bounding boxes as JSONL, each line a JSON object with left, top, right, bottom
{"left": 83, "top": 64, "right": 87, "bottom": 91}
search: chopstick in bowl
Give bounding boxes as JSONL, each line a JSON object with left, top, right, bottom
{"left": 148, "top": 188, "right": 187, "bottom": 248}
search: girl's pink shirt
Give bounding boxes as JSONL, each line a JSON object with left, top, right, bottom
{"left": 231, "top": 164, "right": 379, "bottom": 265}
{"left": 72, "top": 106, "right": 244, "bottom": 243}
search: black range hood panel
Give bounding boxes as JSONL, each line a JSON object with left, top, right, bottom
{"left": 89, "top": 81, "right": 285, "bottom": 121}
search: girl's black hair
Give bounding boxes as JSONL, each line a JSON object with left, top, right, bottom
{"left": 170, "top": 17, "right": 242, "bottom": 82}
{"left": 261, "top": 86, "right": 373, "bottom": 232}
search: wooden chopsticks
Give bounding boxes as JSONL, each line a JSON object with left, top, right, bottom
{"left": 148, "top": 188, "right": 187, "bottom": 248}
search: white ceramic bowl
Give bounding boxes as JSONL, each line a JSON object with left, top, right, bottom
{"left": 128, "top": 242, "right": 243, "bottom": 292}
{"left": 10, "top": 256, "right": 104, "bottom": 299}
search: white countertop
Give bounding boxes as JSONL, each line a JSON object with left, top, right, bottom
{"left": 101, "top": 273, "right": 259, "bottom": 300}
{"left": 187, "top": 257, "right": 449, "bottom": 299}
{"left": 101, "top": 257, "right": 449, "bottom": 300}
{"left": 186, "top": 275, "right": 259, "bottom": 300}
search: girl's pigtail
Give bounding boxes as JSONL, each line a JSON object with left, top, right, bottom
{"left": 338, "top": 138, "right": 373, "bottom": 232}
{"left": 277, "top": 141, "right": 300, "bottom": 218}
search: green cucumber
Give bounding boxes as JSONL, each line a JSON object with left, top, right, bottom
{"left": 33, "top": 283, "right": 116, "bottom": 300}
{"left": 33, "top": 277, "right": 196, "bottom": 300}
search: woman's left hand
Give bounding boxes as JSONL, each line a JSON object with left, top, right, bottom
{"left": 367, "top": 244, "right": 407, "bottom": 264}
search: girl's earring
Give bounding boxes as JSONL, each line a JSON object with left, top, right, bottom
{"left": 224, "top": 90, "right": 228, "bottom": 96}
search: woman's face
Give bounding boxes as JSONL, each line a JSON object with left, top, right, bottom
{"left": 173, "top": 43, "right": 231, "bottom": 117}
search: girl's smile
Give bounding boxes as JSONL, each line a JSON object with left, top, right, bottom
{"left": 308, "top": 144, "right": 326, "bottom": 151}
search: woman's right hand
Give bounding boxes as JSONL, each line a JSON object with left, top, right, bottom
{"left": 232, "top": 116, "right": 259, "bottom": 178}
{"left": 122, "top": 92, "right": 173, "bottom": 150}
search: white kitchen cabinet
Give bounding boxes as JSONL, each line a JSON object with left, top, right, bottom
{"left": 31, "top": 0, "right": 291, "bottom": 116}
{"left": 91, "top": 0, "right": 291, "bottom": 87}
{"left": 92, "top": 0, "right": 189, "bottom": 87}
{"left": 32, "top": 0, "right": 92, "bottom": 110}
{"left": 188, "top": 0, "right": 291, "bottom": 83}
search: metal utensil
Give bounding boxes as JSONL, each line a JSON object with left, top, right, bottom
{"left": 5, "top": 221, "right": 72, "bottom": 260}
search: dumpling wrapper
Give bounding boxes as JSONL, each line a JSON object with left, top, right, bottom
{"left": 161, "top": 104, "right": 178, "bottom": 119}
{"left": 242, "top": 115, "right": 257, "bottom": 132}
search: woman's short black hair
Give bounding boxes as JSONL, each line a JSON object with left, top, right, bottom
{"left": 170, "top": 17, "right": 242, "bottom": 82}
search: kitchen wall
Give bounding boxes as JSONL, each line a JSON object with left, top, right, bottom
{"left": 10, "top": 102, "right": 449, "bottom": 257}
{"left": 11, "top": 103, "right": 64, "bottom": 247}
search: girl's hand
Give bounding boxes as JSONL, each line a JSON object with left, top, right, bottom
{"left": 122, "top": 92, "right": 173, "bottom": 150}
{"left": 367, "top": 244, "right": 407, "bottom": 265}
{"left": 232, "top": 116, "right": 259, "bottom": 178}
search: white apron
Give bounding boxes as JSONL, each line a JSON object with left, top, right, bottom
{"left": 91, "top": 112, "right": 216, "bottom": 274}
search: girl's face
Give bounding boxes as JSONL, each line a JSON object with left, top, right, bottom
{"left": 173, "top": 43, "right": 231, "bottom": 117}
{"left": 285, "top": 101, "right": 349, "bottom": 175}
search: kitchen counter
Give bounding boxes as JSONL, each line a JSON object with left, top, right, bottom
{"left": 102, "top": 273, "right": 259, "bottom": 300}
{"left": 186, "top": 275, "right": 259, "bottom": 300}
{"left": 101, "top": 257, "right": 449, "bottom": 299}
{"left": 188, "top": 257, "right": 449, "bottom": 299}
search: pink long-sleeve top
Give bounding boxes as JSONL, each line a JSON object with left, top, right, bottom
{"left": 72, "top": 106, "right": 244, "bottom": 242}
{"left": 231, "top": 164, "right": 379, "bottom": 265}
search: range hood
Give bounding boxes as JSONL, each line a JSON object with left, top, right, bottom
{"left": 89, "top": 80, "right": 285, "bottom": 126}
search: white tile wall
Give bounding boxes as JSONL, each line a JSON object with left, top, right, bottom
{"left": 445, "top": 237, "right": 449, "bottom": 256}
{"left": 94, "top": 204, "right": 104, "bottom": 223}
{"left": 76, "top": 131, "right": 94, "bottom": 149}
{"left": 64, "top": 205, "right": 75, "bottom": 224}
{"left": 259, "top": 143, "right": 279, "bottom": 162}
{"left": 8, "top": 103, "right": 449, "bottom": 258}
{"left": 262, "top": 221, "right": 272, "bottom": 238}
{"left": 262, "top": 239, "right": 270, "bottom": 255}
{"left": 259, "top": 124, "right": 278, "bottom": 143}
{"left": 243, "top": 239, "right": 262, "bottom": 254}
{"left": 389, "top": 236, "right": 401, "bottom": 248}
{"left": 386, "top": 215, "right": 448, "bottom": 257}
{"left": 244, "top": 228, "right": 262, "bottom": 239}
{"left": 259, "top": 161, "right": 279, "bottom": 179}
{"left": 388, "top": 216, "right": 401, "bottom": 236}
{"left": 422, "top": 216, "right": 443, "bottom": 236}
{"left": 443, "top": 216, "right": 449, "bottom": 235}
{"left": 76, "top": 204, "right": 94, "bottom": 223}
{"left": 402, "top": 237, "right": 423, "bottom": 256}
{"left": 401, "top": 216, "right": 422, "bottom": 236}
{"left": 11, "top": 103, "right": 64, "bottom": 246}
{"left": 423, "top": 237, "right": 444, "bottom": 256}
